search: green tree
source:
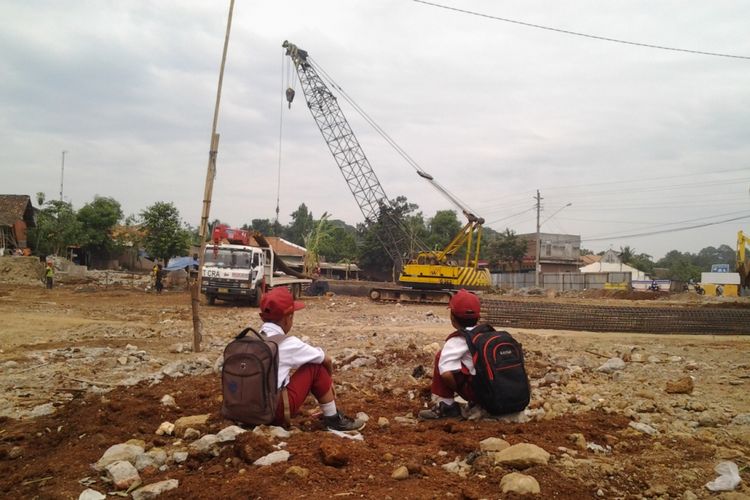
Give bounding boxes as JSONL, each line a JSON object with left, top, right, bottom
{"left": 619, "top": 245, "right": 635, "bottom": 264}
{"left": 317, "top": 221, "right": 358, "bottom": 263}
{"left": 655, "top": 250, "right": 701, "bottom": 281}
{"left": 357, "top": 196, "right": 420, "bottom": 279}
{"left": 696, "top": 245, "right": 735, "bottom": 270}
{"left": 487, "top": 228, "right": 528, "bottom": 270}
{"left": 140, "top": 202, "right": 191, "bottom": 263}
{"left": 77, "top": 196, "right": 123, "bottom": 263}
{"left": 285, "top": 203, "right": 314, "bottom": 246}
{"left": 303, "top": 212, "right": 331, "bottom": 275}
{"left": 427, "top": 210, "right": 461, "bottom": 251}
{"left": 241, "top": 219, "right": 274, "bottom": 236}
{"left": 628, "top": 253, "right": 655, "bottom": 275}
{"left": 29, "top": 200, "right": 81, "bottom": 257}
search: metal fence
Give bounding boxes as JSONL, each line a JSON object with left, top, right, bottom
{"left": 491, "top": 272, "right": 631, "bottom": 291}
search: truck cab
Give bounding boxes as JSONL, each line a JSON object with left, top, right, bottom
{"left": 201, "top": 244, "right": 266, "bottom": 305}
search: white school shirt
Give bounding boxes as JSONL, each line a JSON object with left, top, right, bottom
{"left": 437, "top": 325, "right": 476, "bottom": 376}
{"left": 261, "top": 322, "right": 325, "bottom": 389}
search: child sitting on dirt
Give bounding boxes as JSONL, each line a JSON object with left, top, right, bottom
{"left": 419, "top": 289, "right": 530, "bottom": 420}
{"left": 259, "top": 287, "right": 365, "bottom": 431}
{"left": 419, "top": 289, "right": 481, "bottom": 419}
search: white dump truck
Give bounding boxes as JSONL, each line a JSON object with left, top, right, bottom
{"left": 200, "top": 225, "right": 311, "bottom": 306}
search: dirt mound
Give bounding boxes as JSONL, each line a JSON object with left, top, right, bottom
{"left": 0, "top": 256, "right": 43, "bottom": 286}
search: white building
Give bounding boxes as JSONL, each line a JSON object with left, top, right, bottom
{"left": 579, "top": 249, "right": 648, "bottom": 281}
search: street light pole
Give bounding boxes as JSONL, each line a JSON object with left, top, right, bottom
{"left": 534, "top": 190, "right": 542, "bottom": 287}
{"left": 59, "top": 151, "right": 67, "bottom": 202}
{"left": 535, "top": 196, "right": 572, "bottom": 289}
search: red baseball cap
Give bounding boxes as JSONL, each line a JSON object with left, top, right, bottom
{"left": 449, "top": 289, "right": 481, "bottom": 319}
{"left": 259, "top": 287, "right": 305, "bottom": 322}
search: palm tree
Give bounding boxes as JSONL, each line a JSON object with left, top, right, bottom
{"left": 619, "top": 246, "right": 635, "bottom": 265}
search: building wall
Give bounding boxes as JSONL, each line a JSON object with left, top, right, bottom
{"left": 13, "top": 220, "right": 28, "bottom": 248}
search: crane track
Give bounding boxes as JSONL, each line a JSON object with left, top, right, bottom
{"left": 481, "top": 299, "right": 750, "bottom": 335}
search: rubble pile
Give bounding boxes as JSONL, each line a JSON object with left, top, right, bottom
{"left": 0, "top": 256, "right": 44, "bottom": 285}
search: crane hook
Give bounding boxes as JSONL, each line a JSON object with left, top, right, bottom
{"left": 286, "top": 87, "right": 295, "bottom": 109}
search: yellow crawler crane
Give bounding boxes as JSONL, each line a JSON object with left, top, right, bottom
{"left": 398, "top": 173, "right": 491, "bottom": 292}
{"left": 283, "top": 40, "right": 491, "bottom": 303}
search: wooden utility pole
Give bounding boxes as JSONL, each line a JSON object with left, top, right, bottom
{"left": 190, "top": 0, "right": 235, "bottom": 353}
{"left": 534, "top": 190, "right": 542, "bottom": 288}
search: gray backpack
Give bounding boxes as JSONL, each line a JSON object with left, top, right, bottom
{"left": 221, "top": 327, "right": 288, "bottom": 425}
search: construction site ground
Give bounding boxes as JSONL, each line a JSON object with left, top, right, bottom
{"left": 1, "top": 274, "right": 750, "bottom": 499}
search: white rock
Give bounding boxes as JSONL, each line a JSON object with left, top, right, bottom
{"left": 146, "top": 448, "right": 167, "bottom": 466}
{"left": 494, "top": 443, "right": 550, "bottom": 469}
{"left": 105, "top": 460, "right": 140, "bottom": 490}
{"left": 356, "top": 412, "right": 370, "bottom": 422}
{"left": 160, "top": 395, "right": 177, "bottom": 408}
{"left": 155, "top": 422, "right": 174, "bottom": 436}
{"left": 188, "top": 435, "right": 220, "bottom": 456}
{"left": 78, "top": 489, "right": 106, "bottom": 500}
{"left": 172, "top": 451, "right": 188, "bottom": 464}
{"left": 597, "top": 358, "right": 626, "bottom": 373}
{"left": 480, "top": 437, "right": 510, "bottom": 452}
{"left": 94, "top": 443, "right": 145, "bottom": 471}
{"left": 183, "top": 428, "right": 201, "bottom": 441}
{"left": 731, "top": 414, "right": 750, "bottom": 426}
{"left": 131, "top": 479, "right": 179, "bottom": 500}
{"left": 30, "top": 403, "right": 56, "bottom": 417}
{"left": 500, "top": 472, "right": 541, "bottom": 495}
{"left": 117, "top": 356, "right": 128, "bottom": 365}
{"left": 442, "top": 458, "right": 471, "bottom": 477}
{"left": 217, "top": 425, "right": 247, "bottom": 442}
{"left": 253, "top": 450, "right": 290, "bottom": 466}
{"left": 135, "top": 453, "right": 157, "bottom": 471}
{"left": 253, "top": 425, "right": 291, "bottom": 440}
{"left": 629, "top": 422, "right": 658, "bottom": 436}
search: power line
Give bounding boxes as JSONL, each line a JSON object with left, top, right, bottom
{"left": 413, "top": 0, "right": 750, "bottom": 60}
{"left": 582, "top": 213, "right": 750, "bottom": 242}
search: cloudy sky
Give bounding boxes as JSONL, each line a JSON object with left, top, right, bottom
{"left": 2, "top": 0, "right": 749, "bottom": 260}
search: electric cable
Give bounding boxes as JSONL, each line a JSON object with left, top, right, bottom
{"left": 413, "top": 0, "right": 750, "bottom": 60}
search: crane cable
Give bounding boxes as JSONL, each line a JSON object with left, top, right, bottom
{"left": 275, "top": 52, "right": 291, "bottom": 227}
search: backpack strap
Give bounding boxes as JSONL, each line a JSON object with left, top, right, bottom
{"left": 235, "top": 326, "right": 261, "bottom": 340}
{"left": 459, "top": 323, "right": 495, "bottom": 355}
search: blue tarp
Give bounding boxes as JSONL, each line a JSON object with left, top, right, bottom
{"left": 165, "top": 256, "right": 199, "bottom": 272}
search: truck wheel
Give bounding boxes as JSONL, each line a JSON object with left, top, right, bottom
{"left": 207, "top": 295, "right": 216, "bottom": 305}
{"left": 253, "top": 287, "right": 264, "bottom": 307}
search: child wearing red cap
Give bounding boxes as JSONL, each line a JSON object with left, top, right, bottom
{"left": 258, "top": 287, "right": 364, "bottom": 431}
{"left": 419, "top": 289, "right": 483, "bottom": 419}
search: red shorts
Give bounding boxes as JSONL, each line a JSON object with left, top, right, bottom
{"left": 272, "top": 363, "right": 332, "bottom": 425}
{"left": 430, "top": 350, "right": 475, "bottom": 402}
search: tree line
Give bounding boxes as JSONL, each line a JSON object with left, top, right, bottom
{"left": 28, "top": 192, "right": 731, "bottom": 282}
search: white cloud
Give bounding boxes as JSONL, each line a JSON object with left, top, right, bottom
{"left": 1, "top": 0, "right": 749, "bottom": 260}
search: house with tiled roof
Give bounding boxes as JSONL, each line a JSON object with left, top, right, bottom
{"left": 0, "top": 195, "right": 36, "bottom": 252}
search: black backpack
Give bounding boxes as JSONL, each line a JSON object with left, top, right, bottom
{"left": 221, "top": 327, "right": 288, "bottom": 425}
{"left": 461, "top": 324, "right": 530, "bottom": 415}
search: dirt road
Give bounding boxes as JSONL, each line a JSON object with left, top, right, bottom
{"left": 1, "top": 283, "right": 749, "bottom": 499}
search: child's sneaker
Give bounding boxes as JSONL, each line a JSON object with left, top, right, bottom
{"left": 323, "top": 411, "right": 365, "bottom": 431}
{"left": 418, "top": 401, "right": 461, "bottom": 420}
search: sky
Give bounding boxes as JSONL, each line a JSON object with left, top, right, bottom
{"left": 1, "top": 0, "right": 749, "bottom": 261}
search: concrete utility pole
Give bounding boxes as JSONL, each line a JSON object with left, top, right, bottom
{"left": 534, "top": 190, "right": 542, "bottom": 287}
{"left": 190, "top": 0, "right": 235, "bottom": 353}
{"left": 59, "top": 151, "right": 67, "bottom": 202}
